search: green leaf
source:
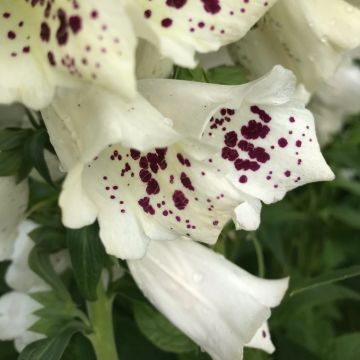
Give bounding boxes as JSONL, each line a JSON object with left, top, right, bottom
{"left": 273, "top": 284, "right": 360, "bottom": 324}
{"left": 172, "top": 66, "right": 208, "bottom": 82}
{"left": 18, "top": 325, "right": 80, "bottom": 360}
{"left": 133, "top": 302, "right": 197, "bottom": 354}
{"left": 110, "top": 273, "right": 146, "bottom": 302}
{"left": 24, "top": 129, "right": 53, "bottom": 185}
{"left": 28, "top": 245, "right": 70, "bottom": 300}
{"left": 67, "top": 223, "right": 106, "bottom": 301}
{"left": 323, "top": 333, "right": 360, "bottom": 360}
{"left": 0, "top": 128, "right": 32, "bottom": 151}
{"left": 328, "top": 206, "right": 360, "bottom": 229}
{"left": 0, "top": 149, "right": 22, "bottom": 176}
{"left": 29, "top": 226, "right": 66, "bottom": 252}
{"left": 206, "top": 65, "right": 248, "bottom": 85}
{"left": 290, "top": 265, "right": 360, "bottom": 296}
{"left": 331, "top": 178, "right": 360, "bottom": 196}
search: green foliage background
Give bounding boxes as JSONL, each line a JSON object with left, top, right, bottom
{"left": 0, "top": 65, "right": 359, "bottom": 360}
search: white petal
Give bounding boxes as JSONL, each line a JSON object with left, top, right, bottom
{"left": 42, "top": 87, "right": 179, "bottom": 168}
{"left": 0, "top": 177, "right": 28, "bottom": 261}
{"left": 0, "top": 0, "right": 137, "bottom": 109}
{"left": 233, "top": 198, "right": 262, "bottom": 231}
{"left": 128, "top": 239, "right": 288, "bottom": 360}
{"left": 81, "top": 144, "right": 245, "bottom": 259}
{"left": 246, "top": 322, "right": 275, "bottom": 354}
{"left": 136, "top": 40, "right": 173, "bottom": 79}
{"left": 124, "top": 0, "right": 277, "bottom": 67}
{"left": 230, "top": 0, "right": 360, "bottom": 91}
{"left": 0, "top": 292, "right": 41, "bottom": 340}
{"left": 141, "top": 66, "right": 335, "bottom": 205}
{"left": 14, "top": 331, "right": 45, "bottom": 353}
{"left": 5, "top": 221, "right": 47, "bottom": 293}
{"left": 309, "top": 101, "right": 344, "bottom": 147}
{"left": 59, "top": 164, "right": 98, "bottom": 228}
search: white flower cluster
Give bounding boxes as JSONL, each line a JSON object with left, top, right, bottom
{"left": 1, "top": 0, "right": 360, "bottom": 359}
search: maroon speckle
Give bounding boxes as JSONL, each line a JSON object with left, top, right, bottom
{"left": 90, "top": 10, "right": 98, "bottom": 19}
{"left": 144, "top": 9, "right": 152, "bottom": 18}
{"left": 7, "top": 31, "right": 16, "bottom": 39}
{"left": 241, "top": 120, "right": 270, "bottom": 140}
{"left": 146, "top": 178, "right": 160, "bottom": 195}
{"left": 250, "top": 105, "right": 272, "bottom": 123}
{"left": 47, "top": 51, "right": 56, "bottom": 66}
{"left": 56, "top": 9, "right": 68, "bottom": 45}
{"left": 278, "top": 138, "right": 288, "bottom": 148}
{"left": 69, "top": 15, "right": 82, "bottom": 34}
{"left": 180, "top": 172, "right": 195, "bottom": 191}
{"left": 222, "top": 147, "right": 239, "bottom": 161}
{"left": 139, "top": 169, "right": 152, "bottom": 183}
{"left": 40, "top": 22, "right": 51, "bottom": 42}
{"left": 296, "top": 140, "right": 302, "bottom": 147}
{"left": 161, "top": 18, "right": 173, "bottom": 28}
{"left": 130, "top": 149, "right": 141, "bottom": 160}
{"left": 166, "top": 0, "right": 187, "bottom": 8}
{"left": 173, "top": 190, "right": 189, "bottom": 210}
{"left": 289, "top": 117, "right": 295, "bottom": 123}
{"left": 224, "top": 131, "right": 238, "bottom": 147}
{"left": 239, "top": 175, "right": 248, "bottom": 183}
{"left": 284, "top": 170, "right": 291, "bottom": 177}
{"left": 201, "top": 0, "right": 221, "bottom": 14}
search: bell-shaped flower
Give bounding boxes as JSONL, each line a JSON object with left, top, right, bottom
{"left": 0, "top": 291, "right": 43, "bottom": 352}
{"left": 0, "top": 177, "right": 28, "bottom": 261}
{"left": 0, "top": 0, "right": 137, "bottom": 109}
{"left": 123, "top": 0, "right": 278, "bottom": 68}
{"left": 42, "top": 66, "right": 334, "bottom": 259}
{"left": 230, "top": 0, "right": 360, "bottom": 91}
{"left": 128, "top": 238, "right": 288, "bottom": 360}
{"left": 0, "top": 219, "right": 70, "bottom": 351}
{"left": 0, "top": 0, "right": 278, "bottom": 110}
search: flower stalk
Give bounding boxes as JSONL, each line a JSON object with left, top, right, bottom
{"left": 87, "top": 282, "right": 118, "bottom": 360}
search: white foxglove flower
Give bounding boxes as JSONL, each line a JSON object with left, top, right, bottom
{"left": 0, "top": 0, "right": 277, "bottom": 110}
{"left": 123, "top": 0, "right": 277, "bottom": 68}
{"left": 0, "top": 0, "right": 137, "bottom": 109}
{"left": 128, "top": 239, "right": 288, "bottom": 360}
{"left": 0, "top": 291, "right": 43, "bottom": 352}
{"left": 230, "top": 0, "right": 360, "bottom": 91}
{"left": 0, "top": 220, "right": 70, "bottom": 351}
{"left": 0, "top": 177, "right": 28, "bottom": 261}
{"left": 310, "top": 49, "right": 360, "bottom": 145}
{"left": 43, "top": 66, "right": 334, "bottom": 259}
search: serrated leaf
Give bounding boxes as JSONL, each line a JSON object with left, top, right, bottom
{"left": 67, "top": 223, "right": 106, "bottom": 301}
{"left": 18, "top": 324, "right": 80, "bottom": 360}
{"left": 133, "top": 302, "right": 197, "bottom": 354}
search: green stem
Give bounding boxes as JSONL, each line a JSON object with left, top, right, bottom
{"left": 250, "top": 233, "right": 265, "bottom": 278}
{"left": 86, "top": 283, "right": 118, "bottom": 360}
